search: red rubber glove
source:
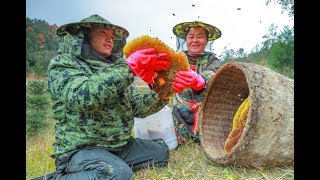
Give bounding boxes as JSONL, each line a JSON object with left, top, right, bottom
{"left": 126, "top": 48, "right": 171, "bottom": 84}
{"left": 172, "top": 70, "right": 205, "bottom": 93}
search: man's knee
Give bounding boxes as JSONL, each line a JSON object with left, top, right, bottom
{"left": 55, "top": 147, "right": 134, "bottom": 179}
{"left": 112, "top": 163, "right": 133, "bottom": 180}
{"left": 96, "top": 160, "right": 133, "bottom": 180}
{"left": 55, "top": 161, "right": 133, "bottom": 180}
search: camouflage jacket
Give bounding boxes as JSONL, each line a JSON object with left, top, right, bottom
{"left": 46, "top": 30, "right": 168, "bottom": 158}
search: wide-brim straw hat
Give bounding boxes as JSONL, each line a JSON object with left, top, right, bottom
{"left": 56, "top": 14, "right": 129, "bottom": 38}
{"left": 173, "top": 21, "right": 221, "bottom": 41}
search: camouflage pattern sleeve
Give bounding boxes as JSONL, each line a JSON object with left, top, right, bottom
{"left": 46, "top": 54, "right": 134, "bottom": 112}
{"left": 129, "top": 85, "right": 168, "bottom": 118}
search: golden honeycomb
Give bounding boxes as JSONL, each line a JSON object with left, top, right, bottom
{"left": 123, "top": 35, "right": 190, "bottom": 99}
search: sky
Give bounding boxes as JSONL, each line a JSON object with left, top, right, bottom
{"left": 26, "top": 0, "right": 293, "bottom": 57}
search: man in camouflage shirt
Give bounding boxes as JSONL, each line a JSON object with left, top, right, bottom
{"left": 40, "top": 14, "right": 172, "bottom": 180}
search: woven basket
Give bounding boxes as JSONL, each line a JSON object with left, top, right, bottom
{"left": 199, "top": 62, "right": 294, "bottom": 167}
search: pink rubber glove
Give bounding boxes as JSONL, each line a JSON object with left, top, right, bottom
{"left": 172, "top": 70, "right": 205, "bottom": 93}
{"left": 126, "top": 48, "right": 171, "bottom": 84}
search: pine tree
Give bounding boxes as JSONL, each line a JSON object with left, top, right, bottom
{"left": 26, "top": 59, "right": 51, "bottom": 137}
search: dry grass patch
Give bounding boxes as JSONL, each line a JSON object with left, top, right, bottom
{"left": 134, "top": 140, "right": 294, "bottom": 179}
{"left": 26, "top": 128, "right": 55, "bottom": 180}
{"left": 26, "top": 132, "right": 294, "bottom": 180}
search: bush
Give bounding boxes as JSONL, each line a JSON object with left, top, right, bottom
{"left": 26, "top": 60, "right": 51, "bottom": 138}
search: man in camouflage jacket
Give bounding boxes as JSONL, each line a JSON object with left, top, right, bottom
{"left": 41, "top": 14, "right": 171, "bottom": 180}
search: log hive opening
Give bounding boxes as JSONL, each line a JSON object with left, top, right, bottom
{"left": 199, "top": 62, "right": 294, "bottom": 167}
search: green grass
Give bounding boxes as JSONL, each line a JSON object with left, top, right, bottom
{"left": 134, "top": 140, "right": 294, "bottom": 179}
{"left": 26, "top": 126, "right": 294, "bottom": 180}
{"left": 26, "top": 128, "right": 56, "bottom": 179}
